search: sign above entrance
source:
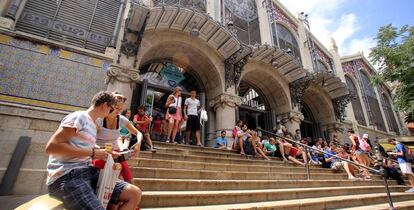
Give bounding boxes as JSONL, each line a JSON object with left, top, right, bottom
{"left": 160, "top": 64, "right": 185, "bottom": 87}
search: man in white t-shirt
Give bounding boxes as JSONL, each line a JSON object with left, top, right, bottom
{"left": 184, "top": 89, "right": 202, "bottom": 146}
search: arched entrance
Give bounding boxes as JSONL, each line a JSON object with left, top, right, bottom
{"left": 301, "top": 85, "right": 337, "bottom": 141}
{"left": 238, "top": 61, "right": 291, "bottom": 131}
{"left": 238, "top": 81, "right": 270, "bottom": 130}
{"left": 300, "top": 102, "right": 321, "bottom": 141}
{"left": 132, "top": 29, "right": 227, "bottom": 144}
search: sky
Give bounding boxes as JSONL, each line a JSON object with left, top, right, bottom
{"left": 278, "top": 0, "right": 414, "bottom": 58}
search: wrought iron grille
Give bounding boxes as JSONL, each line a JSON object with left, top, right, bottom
{"left": 345, "top": 76, "right": 367, "bottom": 126}
{"left": 16, "top": 0, "right": 123, "bottom": 53}
{"left": 153, "top": 0, "right": 206, "bottom": 12}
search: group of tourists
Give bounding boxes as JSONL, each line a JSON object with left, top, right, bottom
{"left": 44, "top": 90, "right": 414, "bottom": 209}
{"left": 226, "top": 119, "right": 414, "bottom": 192}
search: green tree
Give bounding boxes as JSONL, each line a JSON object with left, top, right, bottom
{"left": 370, "top": 24, "right": 414, "bottom": 123}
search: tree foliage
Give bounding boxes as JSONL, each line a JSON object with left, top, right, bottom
{"left": 370, "top": 24, "right": 414, "bottom": 123}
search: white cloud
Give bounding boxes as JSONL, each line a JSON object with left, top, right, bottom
{"left": 341, "top": 37, "right": 376, "bottom": 57}
{"left": 278, "top": 0, "right": 372, "bottom": 56}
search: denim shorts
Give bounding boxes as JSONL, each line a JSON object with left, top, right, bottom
{"left": 48, "top": 167, "right": 127, "bottom": 210}
{"left": 355, "top": 149, "right": 365, "bottom": 155}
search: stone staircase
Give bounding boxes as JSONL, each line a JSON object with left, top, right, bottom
{"left": 134, "top": 142, "right": 414, "bottom": 209}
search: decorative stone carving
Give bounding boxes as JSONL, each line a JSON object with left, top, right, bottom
{"left": 209, "top": 93, "right": 242, "bottom": 111}
{"left": 332, "top": 94, "right": 353, "bottom": 121}
{"left": 117, "top": 7, "right": 149, "bottom": 67}
{"left": 326, "top": 122, "right": 344, "bottom": 133}
{"left": 280, "top": 111, "right": 304, "bottom": 123}
{"left": 105, "top": 64, "right": 140, "bottom": 86}
{"left": 289, "top": 73, "right": 314, "bottom": 108}
{"left": 224, "top": 45, "right": 252, "bottom": 90}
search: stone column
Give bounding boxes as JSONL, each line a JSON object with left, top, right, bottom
{"left": 326, "top": 122, "right": 345, "bottom": 144}
{"left": 106, "top": 64, "right": 140, "bottom": 108}
{"left": 209, "top": 93, "right": 241, "bottom": 148}
{"left": 296, "top": 13, "right": 314, "bottom": 72}
{"left": 206, "top": 0, "right": 220, "bottom": 21}
{"left": 279, "top": 110, "right": 304, "bottom": 135}
{"left": 256, "top": 0, "right": 272, "bottom": 45}
{"left": 0, "top": 0, "right": 21, "bottom": 30}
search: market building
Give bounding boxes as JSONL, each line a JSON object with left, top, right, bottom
{"left": 0, "top": 0, "right": 408, "bottom": 153}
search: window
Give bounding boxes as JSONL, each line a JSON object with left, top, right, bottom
{"left": 360, "top": 71, "right": 386, "bottom": 131}
{"left": 16, "top": 0, "right": 123, "bottom": 53}
{"left": 224, "top": 0, "right": 261, "bottom": 45}
{"left": 272, "top": 23, "right": 301, "bottom": 62}
{"left": 345, "top": 76, "right": 366, "bottom": 126}
{"left": 381, "top": 93, "right": 400, "bottom": 134}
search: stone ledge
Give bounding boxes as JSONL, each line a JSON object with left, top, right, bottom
{"left": 0, "top": 102, "right": 68, "bottom": 122}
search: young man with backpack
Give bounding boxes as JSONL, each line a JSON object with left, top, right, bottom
{"left": 388, "top": 138, "right": 414, "bottom": 192}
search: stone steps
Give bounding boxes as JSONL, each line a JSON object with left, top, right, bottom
{"left": 133, "top": 178, "right": 396, "bottom": 191}
{"left": 153, "top": 142, "right": 238, "bottom": 154}
{"left": 130, "top": 157, "right": 337, "bottom": 174}
{"left": 140, "top": 186, "right": 408, "bottom": 208}
{"left": 138, "top": 151, "right": 318, "bottom": 168}
{"left": 142, "top": 192, "right": 414, "bottom": 210}
{"left": 132, "top": 167, "right": 361, "bottom": 180}
{"left": 339, "top": 200, "right": 414, "bottom": 210}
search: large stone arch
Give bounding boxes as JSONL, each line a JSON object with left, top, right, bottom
{"left": 302, "top": 84, "right": 336, "bottom": 125}
{"left": 136, "top": 29, "right": 226, "bottom": 100}
{"left": 240, "top": 61, "right": 291, "bottom": 114}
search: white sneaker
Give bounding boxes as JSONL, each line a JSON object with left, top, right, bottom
{"left": 405, "top": 188, "right": 414, "bottom": 193}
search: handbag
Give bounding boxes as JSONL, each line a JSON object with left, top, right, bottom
{"left": 167, "top": 96, "right": 178, "bottom": 114}
{"left": 168, "top": 106, "right": 177, "bottom": 115}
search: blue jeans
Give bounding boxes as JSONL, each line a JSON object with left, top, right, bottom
{"left": 48, "top": 167, "right": 127, "bottom": 210}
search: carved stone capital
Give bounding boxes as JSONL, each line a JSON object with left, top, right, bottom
{"left": 105, "top": 64, "right": 140, "bottom": 85}
{"left": 280, "top": 111, "right": 304, "bottom": 123}
{"left": 326, "top": 122, "right": 344, "bottom": 133}
{"left": 209, "top": 93, "right": 242, "bottom": 111}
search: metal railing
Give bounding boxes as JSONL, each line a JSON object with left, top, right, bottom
{"left": 256, "top": 128, "right": 395, "bottom": 210}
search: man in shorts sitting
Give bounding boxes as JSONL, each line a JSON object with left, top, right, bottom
{"left": 45, "top": 91, "right": 141, "bottom": 210}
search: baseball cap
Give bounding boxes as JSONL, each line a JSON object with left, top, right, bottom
{"left": 362, "top": 133, "right": 369, "bottom": 139}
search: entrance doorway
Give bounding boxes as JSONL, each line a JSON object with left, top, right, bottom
{"left": 132, "top": 60, "right": 206, "bottom": 144}
{"left": 237, "top": 81, "right": 274, "bottom": 131}
{"left": 300, "top": 103, "right": 323, "bottom": 142}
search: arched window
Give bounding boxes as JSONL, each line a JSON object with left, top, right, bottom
{"left": 360, "top": 71, "right": 386, "bottom": 131}
{"left": 345, "top": 76, "right": 366, "bottom": 126}
{"left": 223, "top": 0, "right": 261, "bottom": 45}
{"left": 272, "top": 23, "right": 301, "bottom": 62}
{"left": 381, "top": 93, "right": 400, "bottom": 134}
